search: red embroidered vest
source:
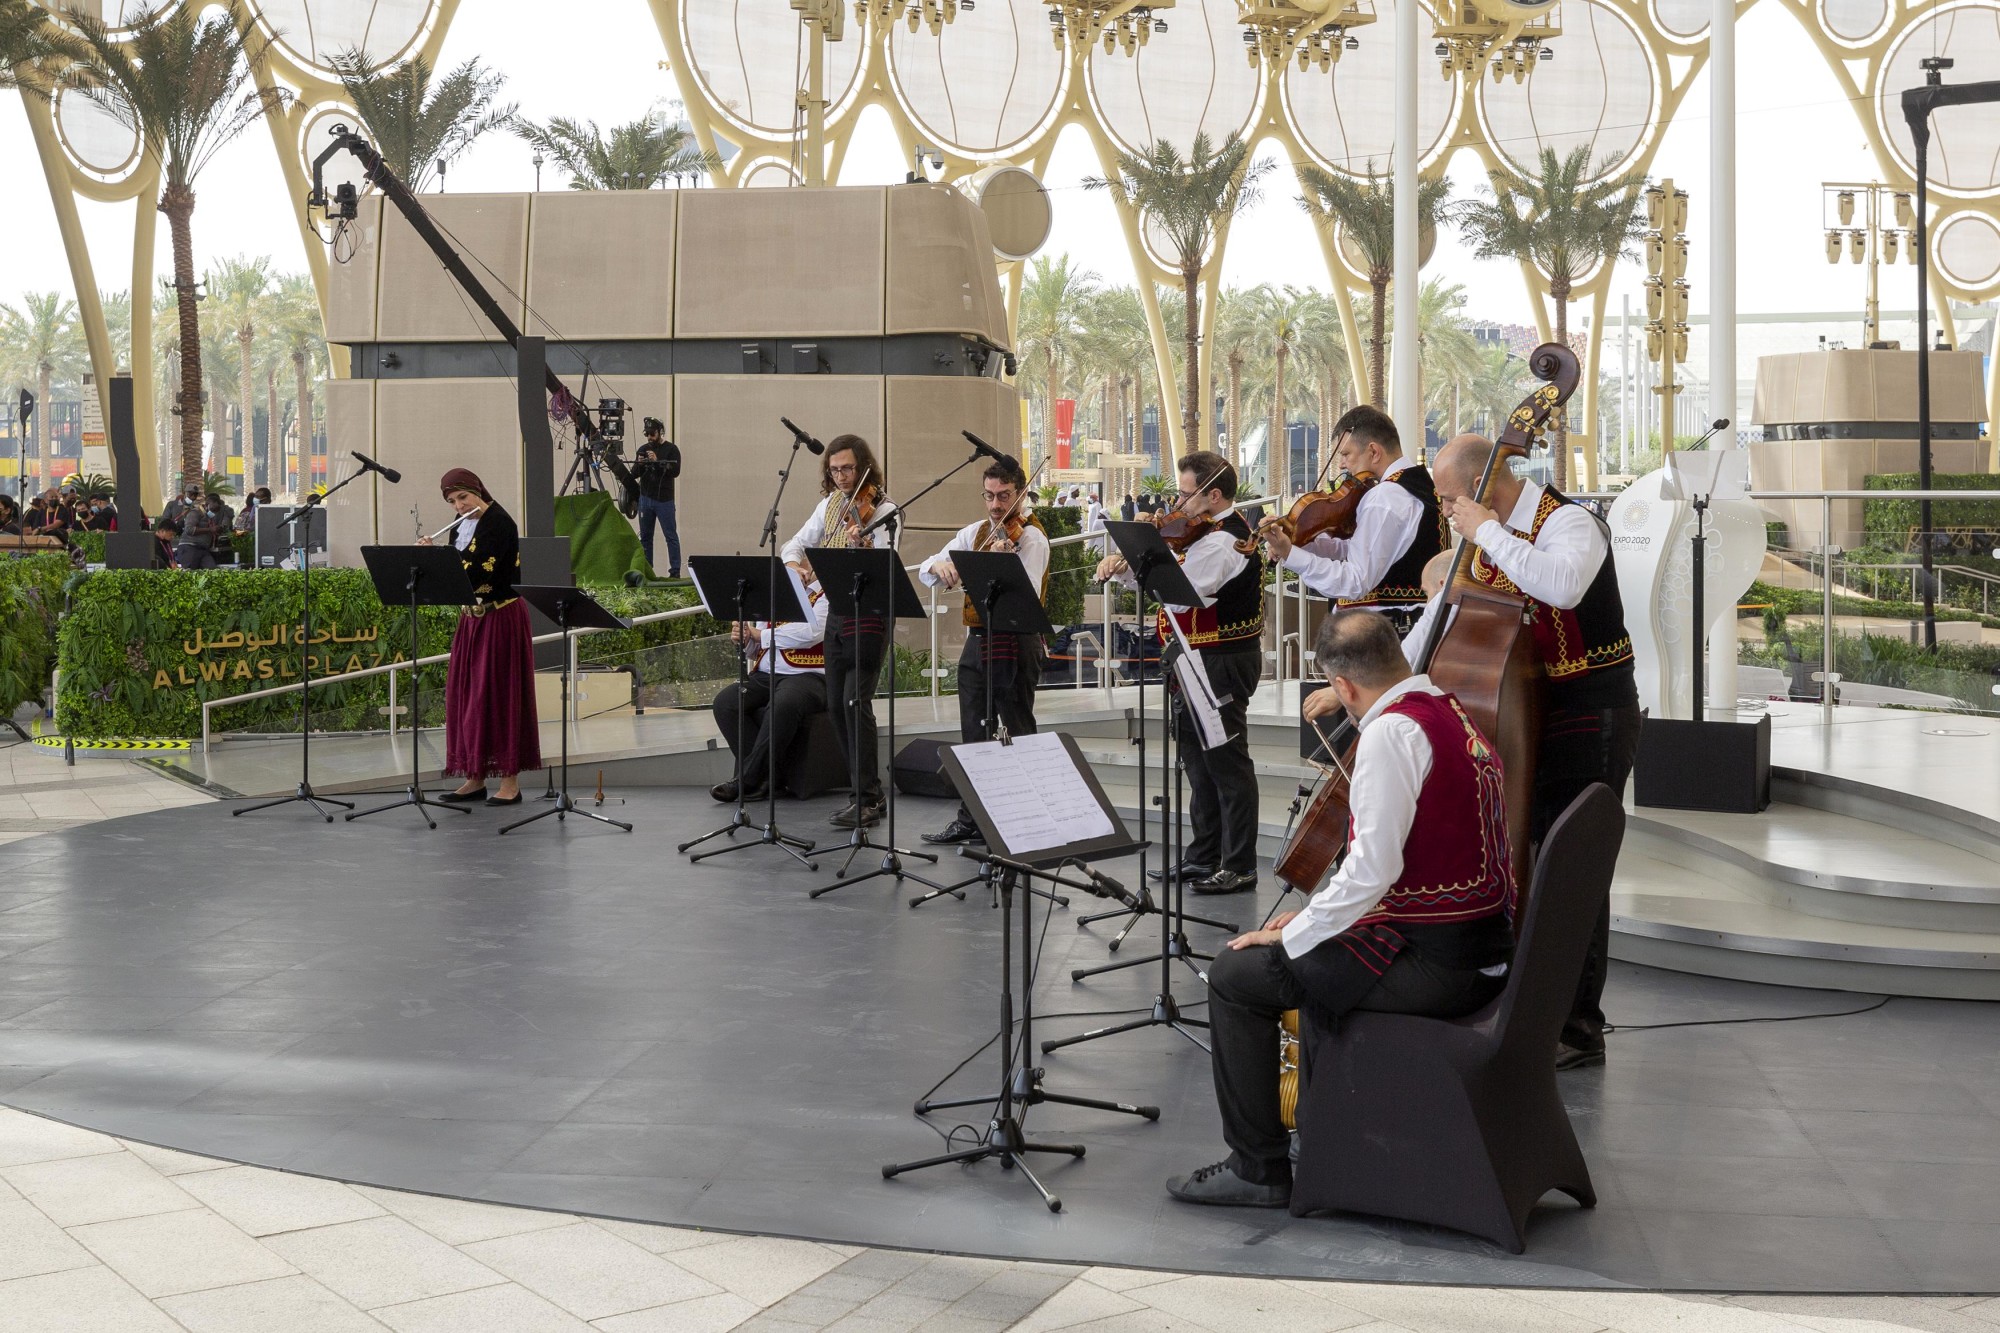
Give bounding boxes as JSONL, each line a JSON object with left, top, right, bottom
{"left": 1156, "top": 511, "right": 1265, "bottom": 651}
{"left": 775, "top": 589, "right": 826, "bottom": 670}
{"left": 1355, "top": 690, "right": 1515, "bottom": 928}
{"left": 1466, "top": 487, "right": 1634, "bottom": 686}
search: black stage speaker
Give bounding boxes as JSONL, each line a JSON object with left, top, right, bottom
{"left": 1634, "top": 714, "right": 1772, "bottom": 814}
{"left": 892, "top": 737, "right": 961, "bottom": 799}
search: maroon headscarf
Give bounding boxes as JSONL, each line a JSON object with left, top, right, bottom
{"left": 439, "top": 468, "right": 492, "bottom": 502}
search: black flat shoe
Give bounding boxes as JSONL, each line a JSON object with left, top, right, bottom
{"left": 1556, "top": 1042, "right": 1606, "bottom": 1071}
{"left": 1148, "top": 861, "right": 1214, "bottom": 885}
{"left": 829, "top": 799, "right": 885, "bottom": 829}
{"left": 922, "top": 817, "right": 982, "bottom": 845}
{"left": 438, "top": 788, "right": 487, "bottom": 804}
{"left": 1190, "top": 869, "right": 1257, "bottom": 896}
{"left": 1166, "top": 1161, "right": 1290, "bottom": 1209}
{"left": 483, "top": 794, "right": 523, "bottom": 807}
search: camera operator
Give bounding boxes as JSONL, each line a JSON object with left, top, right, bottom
{"left": 633, "top": 416, "right": 682, "bottom": 578}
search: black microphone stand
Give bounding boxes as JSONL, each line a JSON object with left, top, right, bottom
{"left": 233, "top": 471, "right": 366, "bottom": 822}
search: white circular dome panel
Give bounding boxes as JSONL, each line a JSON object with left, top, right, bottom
{"left": 1936, "top": 212, "right": 2000, "bottom": 290}
{"left": 1283, "top": 2, "right": 1454, "bottom": 174}
{"left": 683, "top": 0, "right": 865, "bottom": 139}
{"left": 55, "top": 86, "right": 140, "bottom": 181}
{"left": 1481, "top": 1, "right": 1655, "bottom": 180}
{"left": 1650, "top": 0, "right": 1709, "bottom": 40}
{"left": 1820, "top": 0, "right": 1889, "bottom": 44}
{"left": 1879, "top": 6, "right": 2000, "bottom": 194}
{"left": 1086, "top": 0, "right": 1260, "bottom": 157}
{"left": 739, "top": 157, "right": 802, "bottom": 188}
{"left": 888, "top": 0, "right": 1065, "bottom": 158}
{"left": 250, "top": 0, "right": 438, "bottom": 73}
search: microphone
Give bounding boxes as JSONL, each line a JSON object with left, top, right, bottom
{"left": 351, "top": 451, "right": 402, "bottom": 484}
{"left": 780, "top": 417, "right": 824, "bottom": 455}
{"left": 1085, "top": 868, "right": 1142, "bottom": 911}
{"left": 1689, "top": 418, "right": 1732, "bottom": 448}
{"left": 961, "top": 430, "right": 1007, "bottom": 462}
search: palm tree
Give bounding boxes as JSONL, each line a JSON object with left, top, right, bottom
{"left": 513, "top": 109, "right": 719, "bottom": 190}
{"left": 0, "top": 292, "right": 84, "bottom": 492}
{"left": 268, "top": 274, "right": 324, "bottom": 493}
{"left": 1015, "top": 254, "right": 1099, "bottom": 472}
{"left": 1298, "top": 163, "right": 1456, "bottom": 407}
{"left": 50, "top": 3, "right": 286, "bottom": 489}
{"left": 1211, "top": 287, "right": 1260, "bottom": 468}
{"left": 1456, "top": 145, "right": 1645, "bottom": 488}
{"left": 1086, "top": 133, "right": 1272, "bottom": 448}
{"left": 206, "top": 255, "right": 272, "bottom": 487}
{"left": 1291, "top": 290, "right": 1348, "bottom": 484}
{"left": 98, "top": 289, "right": 131, "bottom": 370}
{"left": 1415, "top": 278, "right": 1484, "bottom": 441}
{"left": 1264, "top": 287, "right": 1307, "bottom": 497}
{"left": 0, "top": 0, "right": 50, "bottom": 91}
{"left": 331, "top": 51, "right": 514, "bottom": 191}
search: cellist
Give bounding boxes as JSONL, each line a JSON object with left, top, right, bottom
{"left": 915, "top": 454, "right": 1050, "bottom": 847}
{"left": 1393, "top": 432, "right": 1642, "bottom": 1071}
{"left": 1261, "top": 406, "right": 1447, "bottom": 638}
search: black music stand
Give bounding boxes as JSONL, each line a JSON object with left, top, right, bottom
{"left": 883, "top": 732, "right": 1153, "bottom": 1213}
{"left": 803, "top": 546, "right": 940, "bottom": 898}
{"left": 347, "top": 545, "right": 476, "bottom": 829}
{"left": 1047, "top": 519, "right": 1230, "bottom": 1058}
{"left": 680, "top": 554, "right": 817, "bottom": 869}
{"left": 908, "top": 549, "right": 1064, "bottom": 911}
{"left": 500, "top": 585, "right": 632, "bottom": 836}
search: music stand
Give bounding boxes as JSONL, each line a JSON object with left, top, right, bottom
{"left": 1047, "top": 519, "right": 1230, "bottom": 1058}
{"left": 883, "top": 732, "right": 1153, "bottom": 1212}
{"left": 803, "top": 546, "right": 940, "bottom": 898}
{"left": 908, "top": 549, "right": 1062, "bottom": 911}
{"left": 499, "top": 585, "right": 633, "bottom": 836}
{"left": 347, "top": 545, "right": 476, "bottom": 829}
{"left": 679, "top": 554, "right": 816, "bottom": 869}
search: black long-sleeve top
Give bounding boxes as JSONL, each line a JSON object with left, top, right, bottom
{"left": 450, "top": 502, "right": 522, "bottom": 606}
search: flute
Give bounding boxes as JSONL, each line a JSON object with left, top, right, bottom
{"left": 424, "top": 505, "right": 486, "bottom": 542}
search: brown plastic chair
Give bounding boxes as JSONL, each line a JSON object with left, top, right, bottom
{"left": 1288, "top": 782, "right": 1625, "bottom": 1251}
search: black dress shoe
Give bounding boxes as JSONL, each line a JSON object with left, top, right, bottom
{"left": 1165, "top": 1161, "right": 1290, "bottom": 1209}
{"left": 829, "top": 799, "right": 885, "bottom": 829}
{"left": 709, "top": 780, "right": 768, "bottom": 804}
{"left": 483, "top": 794, "right": 523, "bottom": 807}
{"left": 1189, "top": 869, "right": 1257, "bottom": 896}
{"left": 1556, "top": 1042, "right": 1606, "bottom": 1071}
{"left": 438, "top": 788, "right": 487, "bottom": 804}
{"left": 1147, "top": 860, "right": 1214, "bottom": 885}
{"left": 922, "top": 817, "right": 982, "bottom": 845}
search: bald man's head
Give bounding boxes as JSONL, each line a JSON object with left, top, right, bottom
{"left": 1433, "top": 434, "right": 1496, "bottom": 501}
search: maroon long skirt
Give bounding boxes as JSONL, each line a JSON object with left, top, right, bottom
{"left": 444, "top": 599, "right": 543, "bottom": 778}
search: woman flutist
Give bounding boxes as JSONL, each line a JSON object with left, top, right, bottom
{"left": 417, "top": 468, "right": 542, "bottom": 805}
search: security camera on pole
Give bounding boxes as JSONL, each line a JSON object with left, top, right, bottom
{"left": 1642, "top": 180, "right": 1690, "bottom": 453}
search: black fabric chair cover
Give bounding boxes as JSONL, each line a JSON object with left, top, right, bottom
{"left": 1287, "top": 782, "right": 1626, "bottom": 1252}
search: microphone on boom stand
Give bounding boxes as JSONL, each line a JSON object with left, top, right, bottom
{"left": 781, "top": 418, "right": 826, "bottom": 455}
{"left": 351, "top": 451, "right": 402, "bottom": 484}
{"left": 961, "top": 430, "right": 1007, "bottom": 463}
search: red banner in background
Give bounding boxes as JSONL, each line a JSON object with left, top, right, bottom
{"left": 1053, "top": 399, "right": 1075, "bottom": 469}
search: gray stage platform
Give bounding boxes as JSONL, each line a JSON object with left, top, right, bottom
{"left": 0, "top": 786, "right": 1994, "bottom": 1292}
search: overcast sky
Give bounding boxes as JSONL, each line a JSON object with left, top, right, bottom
{"left": 0, "top": 0, "right": 1950, "bottom": 368}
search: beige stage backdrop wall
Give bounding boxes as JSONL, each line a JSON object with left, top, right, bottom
{"left": 322, "top": 185, "right": 1018, "bottom": 568}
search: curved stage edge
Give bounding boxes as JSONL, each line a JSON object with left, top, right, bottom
{"left": 0, "top": 791, "right": 1994, "bottom": 1294}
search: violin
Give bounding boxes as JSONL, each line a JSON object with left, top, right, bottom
{"left": 1244, "top": 469, "right": 1378, "bottom": 554}
{"left": 1149, "top": 507, "right": 1218, "bottom": 552}
{"left": 983, "top": 456, "right": 1047, "bottom": 551}
{"left": 835, "top": 467, "right": 878, "bottom": 540}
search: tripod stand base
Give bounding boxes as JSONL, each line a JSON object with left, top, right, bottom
{"left": 881, "top": 1112, "right": 1084, "bottom": 1213}
{"left": 686, "top": 810, "right": 817, "bottom": 870}
{"left": 1042, "top": 992, "right": 1211, "bottom": 1056}
{"left": 233, "top": 784, "right": 356, "bottom": 823}
{"left": 345, "top": 787, "right": 471, "bottom": 830}
{"left": 499, "top": 793, "right": 633, "bottom": 835}
{"left": 808, "top": 833, "right": 939, "bottom": 898}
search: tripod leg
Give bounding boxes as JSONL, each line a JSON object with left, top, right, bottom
{"left": 1005, "top": 1152, "right": 1064, "bottom": 1214}
{"left": 880, "top": 1143, "right": 996, "bottom": 1178}
{"left": 1070, "top": 951, "right": 1163, "bottom": 983}
{"left": 1040, "top": 1014, "right": 1160, "bottom": 1053}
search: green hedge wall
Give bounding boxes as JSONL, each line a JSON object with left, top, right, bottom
{"left": 1863, "top": 473, "right": 2000, "bottom": 544}
{"left": 1039, "top": 505, "right": 1095, "bottom": 627}
{"left": 54, "top": 569, "right": 714, "bottom": 739}
{"left": 0, "top": 554, "right": 69, "bottom": 717}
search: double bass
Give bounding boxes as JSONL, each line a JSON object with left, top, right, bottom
{"left": 1270, "top": 343, "right": 1579, "bottom": 902}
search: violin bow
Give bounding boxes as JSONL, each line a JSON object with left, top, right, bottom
{"left": 833, "top": 465, "right": 874, "bottom": 534}
{"left": 990, "top": 456, "right": 1047, "bottom": 542}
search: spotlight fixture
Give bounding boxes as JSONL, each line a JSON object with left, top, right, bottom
{"left": 1538, "top": 43, "right": 1553, "bottom": 61}
{"left": 1905, "top": 229, "right": 1919, "bottom": 264}
{"left": 1345, "top": 34, "right": 1358, "bottom": 49}
{"left": 1893, "top": 192, "right": 1913, "bottom": 228}
{"left": 1836, "top": 190, "right": 1855, "bottom": 225}
{"left": 1847, "top": 228, "right": 1866, "bottom": 263}
{"left": 1824, "top": 230, "right": 1841, "bottom": 263}
{"left": 1882, "top": 229, "right": 1899, "bottom": 263}
{"left": 1434, "top": 39, "right": 1448, "bottom": 56}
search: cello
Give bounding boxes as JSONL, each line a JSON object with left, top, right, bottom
{"left": 1269, "top": 343, "right": 1579, "bottom": 902}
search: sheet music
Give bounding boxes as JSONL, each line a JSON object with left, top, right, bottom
{"left": 1164, "top": 614, "right": 1232, "bottom": 750}
{"left": 951, "top": 732, "right": 1115, "bottom": 856}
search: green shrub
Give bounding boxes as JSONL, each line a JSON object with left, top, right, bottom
{"left": 1862, "top": 473, "right": 2000, "bottom": 549}
{"left": 0, "top": 554, "right": 69, "bottom": 716}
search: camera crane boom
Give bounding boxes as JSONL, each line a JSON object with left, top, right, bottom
{"left": 307, "top": 126, "right": 641, "bottom": 509}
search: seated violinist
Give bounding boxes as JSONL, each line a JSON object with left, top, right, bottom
{"left": 710, "top": 576, "right": 832, "bottom": 804}
{"left": 1166, "top": 610, "right": 1515, "bottom": 1209}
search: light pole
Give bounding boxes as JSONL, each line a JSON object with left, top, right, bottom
{"left": 532, "top": 150, "right": 544, "bottom": 192}
{"left": 1820, "top": 182, "right": 1917, "bottom": 348}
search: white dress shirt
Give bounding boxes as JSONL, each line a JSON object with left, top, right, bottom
{"left": 1281, "top": 456, "right": 1424, "bottom": 603}
{"left": 1281, "top": 675, "right": 1438, "bottom": 958}
{"left": 780, "top": 491, "right": 901, "bottom": 566}
{"left": 1402, "top": 482, "right": 1609, "bottom": 668}
{"left": 747, "top": 581, "right": 831, "bottom": 675}
{"left": 1109, "top": 507, "right": 1249, "bottom": 611}
{"left": 918, "top": 519, "right": 1051, "bottom": 601}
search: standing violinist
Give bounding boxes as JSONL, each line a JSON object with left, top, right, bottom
{"left": 1095, "top": 451, "right": 1265, "bottom": 896}
{"left": 1260, "top": 406, "right": 1445, "bottom": 638}
{"left": 782, "top": 435, "right": 900, "bottom": 830}
{"left": 1400, "top": 432, "right": 1641, "bottom": 1072}
{"left": 916, "top": 455, "right": 1050, "bottom": 845}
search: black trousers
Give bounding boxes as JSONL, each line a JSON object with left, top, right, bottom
{"left": 1533, "top": 698, "right": 1644, "bottom": 1051}
{"left": 955, "top": 630, "right": 1041, "bottom": 819}
{"left": 712, "top": 670, "right": 827, "bottom": 791}
{"left": 1174, "top": 648, "right": 1261, "bottom": 875}
{"left": 825, "top": 613, "right": 887, "bottom": 802}
{"left": 1207, "top": 940, "right": 1505, "bottom": 1187}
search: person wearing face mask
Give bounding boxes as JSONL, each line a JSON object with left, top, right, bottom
{"left": 416, "top": 468, "right": 541, "bottom": 806}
